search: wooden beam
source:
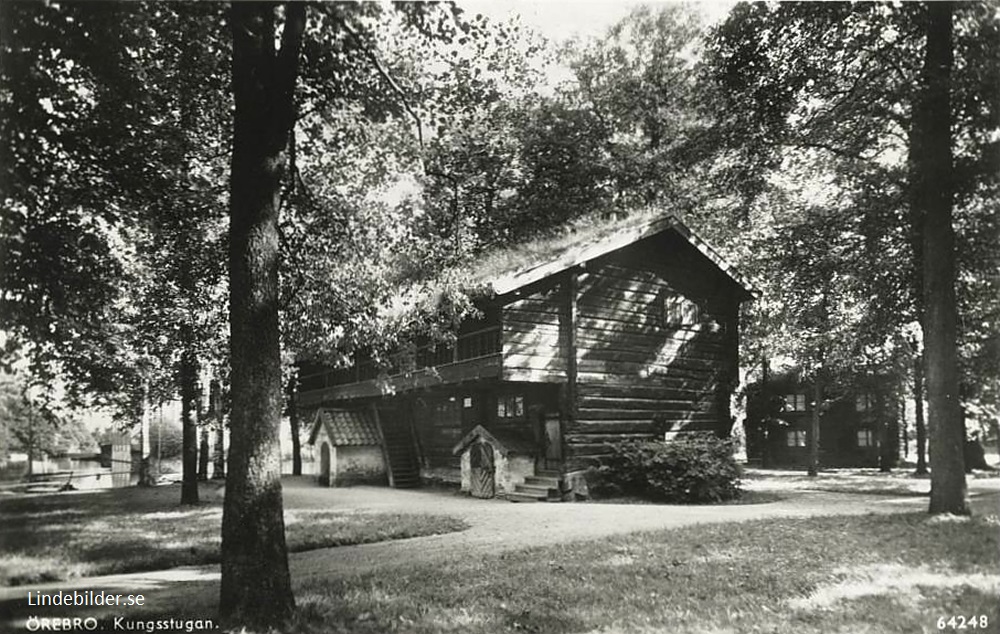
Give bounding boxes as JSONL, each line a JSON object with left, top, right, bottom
{"left": 370, "top": 403, "right": 395, "bottom": 488}
{"left": 560, "top": 268, "right": 579, "bottom": 471}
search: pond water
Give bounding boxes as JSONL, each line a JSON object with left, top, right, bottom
{"left": 0, "top": 455, "right": 114, "bottom": 489}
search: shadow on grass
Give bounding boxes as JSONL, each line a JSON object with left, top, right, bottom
{"left": 0, "top": 483, "right": 467, "bottom": 586}
{"left": 289, "top": 513, "right": 1000, "bottom": 634}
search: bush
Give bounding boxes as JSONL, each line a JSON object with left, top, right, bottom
{"left": 590, "top": 433, "right": 742, "bottom": 503}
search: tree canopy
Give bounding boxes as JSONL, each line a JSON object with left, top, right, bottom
{"left": 2, "top": 0, "right": 998, "bottom": 625}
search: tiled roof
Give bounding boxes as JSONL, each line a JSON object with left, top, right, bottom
{"left": 308, "top": 408, "right": 380, "bottom": 446}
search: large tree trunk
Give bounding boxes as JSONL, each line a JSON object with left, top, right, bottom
{"left": 914, "top": 353, "right": 928, "bottom": 474}
{"left": 220, "top": 3, "right": 304, "bottom": 627}
{"left": 918, "top": 2, "right": 968, "bottom": 515}
{"left": 180, "top": 348, "right": 200, "bottom": 505}
{"left": 808, "top": 380, "right": 821, "bottom": 477}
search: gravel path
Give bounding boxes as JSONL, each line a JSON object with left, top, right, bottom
{"left": 2, "top": 476, "right": 997, "bottom": 629}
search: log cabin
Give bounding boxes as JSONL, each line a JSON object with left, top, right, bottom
{"left": 298, "top": 214, "right": 754, "bottom": 501}
{"left": 744, "top": 372, "right": 903, "bottom": 469}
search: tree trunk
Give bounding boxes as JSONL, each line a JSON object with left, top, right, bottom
{"left": 198, "top": 364, "right": 209, "bottom": 481}
{"left": 180, "top": 348, "right": 200, "bottom": 505}
{"left": 993, "top": 419, "right": 1000, "bottom": 469}
{"left": 25, "top": 409, "right": 34, "bottom": 477}
{"left": 137, "top": 389, "right": 156, "bottom": 487}
{"left": 198, "top": 428, "right": 210, "bottom": 481}
{"left": 760, "top": 356, "right": 771, "bottom": 469}
{"left": 220, "top": 3, "right": 304, "bottom": 627}
{"left": 918, "top": 2, "right": 968, "bottom": 515}
{"left": 288, "top": 378, "right": 301, "bottom": 476}
{"left": 211, "top": 377, "right": 225, "bottom": 479}
{"left": 901, "top": 394, "right": 909, "bottom": 459}
{"left": 877, "top": 390, "right": 893, "bottom": 472}
{"left": 808, "top": 380, "right": 821, "bottom": 477}
{"left": 914, "top": 354, "right": 928, "bottom": 475}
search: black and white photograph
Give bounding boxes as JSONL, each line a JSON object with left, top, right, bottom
{"left": 1, "top": 1, "right": 998, "bottom": 632}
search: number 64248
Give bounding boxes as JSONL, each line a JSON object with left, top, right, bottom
{"left": 937, "top": 615, "right": 989, "bottom": 630}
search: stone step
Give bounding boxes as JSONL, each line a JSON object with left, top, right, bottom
{"left": 523, "top": 475, "right": 561, "bottom": 488}
{"left": 506, "top": 492, "right": 544, "bottom": 503}
{"left": 514, "top": 483, "right": 557, "bottom": 496}
{"left": 513, "top": 485, "right": 563, "bottom": 502}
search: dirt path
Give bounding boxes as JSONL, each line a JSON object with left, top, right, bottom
{"left": 2, "top": 477, "right": 997, "bottom": 629}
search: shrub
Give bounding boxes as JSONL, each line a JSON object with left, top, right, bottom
{"left": 591, "top": 433, "right": 742, "bottom": 503}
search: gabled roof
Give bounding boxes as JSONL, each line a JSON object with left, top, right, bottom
{"left": 308, "top": 408, "right": 380, "bottom": 446}
{"left": 478, "top": 214, "right": 755, "bottom": 297}
{"left": 452, "top": 424, "right": 536, "bottom": 457}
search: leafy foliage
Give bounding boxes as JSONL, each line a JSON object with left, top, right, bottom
{"left": 1, "top": 2, "right": 230, "bottom": 421}
{"left": 706, "top": 1, "right": 999, "bottom": 436}
{"left": 591, "top": 434, "right": 742, "bottom": 503}
{"left": 0, "top": 372, "right": 93, "bottom": 462}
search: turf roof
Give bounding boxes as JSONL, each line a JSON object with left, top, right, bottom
{"left": 462, "top": 210, "right": 755, "bottom": 297}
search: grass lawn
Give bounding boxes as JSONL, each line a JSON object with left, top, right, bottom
{"left": 592, "top": 489, "right": 785, "bottom": 505}
{"left": 0, "top": 483, "right": 467, "bottom": 586}
{"left": 745, "top": 469, "right": 999, "bottom": 501}
{"left": 743, "top": 467, "right": 939, "bottom": 497}
{"left": 290, "top": 513, "right": 1000, "bottom": 634}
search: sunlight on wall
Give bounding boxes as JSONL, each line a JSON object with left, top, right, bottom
{"left": 640, "top": 324, "right": 701, "bottom": 378}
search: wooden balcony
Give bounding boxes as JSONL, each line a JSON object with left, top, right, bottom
{"left": 298, "top": 326, "right": 502, "bottom": 406}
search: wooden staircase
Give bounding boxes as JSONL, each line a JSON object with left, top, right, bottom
{"left": 507, "top": 471, "right": 563, "bottom": 503}
{"left": 376, "top": 411, "right": 421, "bottom": 489}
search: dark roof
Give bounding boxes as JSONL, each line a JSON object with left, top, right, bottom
{"left": 452, "top": 424, "right": 536, "bottom": 457}
{"left": 468, "top": 213, "right": 756, "bottom": 298}
{"left": 308, "top": 408, "right": 380, "bottom": 446}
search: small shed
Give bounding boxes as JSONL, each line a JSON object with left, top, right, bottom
{"left": 452, "top": 425, "right": 537, "bottom": 499}
{"left": 308, "top": 408, "right": 386, "bottom": 486}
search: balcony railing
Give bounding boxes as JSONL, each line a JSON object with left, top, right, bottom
{"left": 299, "top": 325, "right": 501, "bottom": 391}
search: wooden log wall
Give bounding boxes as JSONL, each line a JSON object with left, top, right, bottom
{"left": 566, "top": 235, "right": 742, "bottom": 469}
{"left": 409, "top": 383, "right": 559, "bottom": 472}
{"left": 502, "top": 282, "right": 568, "bottom": 383}
{"left": 411, "top": 392, "right": 475, "bottom": 470}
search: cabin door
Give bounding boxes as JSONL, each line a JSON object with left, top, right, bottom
{"left": 469, "top": 442, "right": 495, "bottom": 498}
{"left": 319, "top": 442, "right": 331, "bottom": 487}
{"left": 535, "top": 411, "right": 562, "bottom": 472}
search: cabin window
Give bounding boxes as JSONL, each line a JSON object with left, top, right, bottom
{"left": 659, "top": 293, "right": 700, "bottom": 328}
{"left": 786, "top": 430, "right": 807, "bottom": 447}
{"left": 497, "top": 395, "right": 524, "bottom": 419}
{"left": 431, "top": 399, "right": 460, "bottom": 421}
{"left": 855, "top": 394, "right": 874, "bottom": 412}
{"left": 784, "top": 394, "right": 807, "bottom": 412}
{"left": 463, "top": 396, "right": 474, "bottom": 409}
{"left": 857, "top": 429, "right": 875, "bottom": 447}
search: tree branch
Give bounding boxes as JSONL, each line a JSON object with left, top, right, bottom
{"left": 275, "top": 3, "right": 307, "bottom": 131}
{"left": 336, "top": 17, "right": 425, "bottom": 151}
